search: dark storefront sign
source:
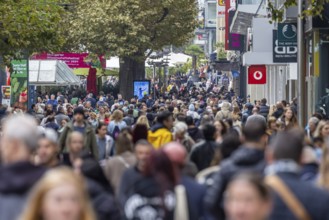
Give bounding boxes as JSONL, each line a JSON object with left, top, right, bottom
{"left": 273, "top": 30, "right": 297, "bottom": 63}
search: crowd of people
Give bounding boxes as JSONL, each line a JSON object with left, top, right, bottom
{"left": 1, "top": 83, "right": 329, "bottom": 220}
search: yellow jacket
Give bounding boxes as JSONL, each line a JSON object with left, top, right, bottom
{"left": 148, "top": 124, "right": 173, "bottom": 149}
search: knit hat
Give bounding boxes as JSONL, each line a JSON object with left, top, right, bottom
{"left": 188, "top": 104, "right": 195, "bottom": 111}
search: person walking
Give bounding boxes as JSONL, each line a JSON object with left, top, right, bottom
{"left": 120, "top": 149, "right": 177, "bottom": 220}
{"left": 36, "top": 128, "right": 61, "bottom": 168}
{"left": 259, "top": 98, "right": 270, "bottom": 120}
{"left": 173, "top": 121, "right": 195, "bottom": 153}
{"left": 224, "top": 173, "right": 272, "bottom": 220}
{"left": 96, "top": 123, "right": 114, "bottom": 164}
{"left": 148, "top": 111, "right": 174, "bottom": 149}
{"left": 190, "top": 124, "right": 220, "bottom": 171}
{"left": 59, "top": 107, "right": 99, "bottom": 160}
{"left": 104, "top": 131, "right": 136, "bottom": 196}
{"left": 204, "top": 120, "right": 267, "bottom": 219}
{"left": 118, "top": 140, "right": 154, "bottom": 208}
{"left": 20, "top": 167, "right": 96, "bottom": 220}
{"left": 266, "top": 129, "right": 329, "bottom": 220}
{"left": 0, "top": 115, "right": 46, "bottom": 220}
{"left": 107, "top": 110, "right": 127, "bottom": 139}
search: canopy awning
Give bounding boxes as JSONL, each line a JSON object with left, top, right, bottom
{"left": 29, "top": 60, "right": 81, "bottom": 86}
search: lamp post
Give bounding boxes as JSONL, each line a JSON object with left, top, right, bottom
{"left": 297, "top": 0, "right": 306, "bottom": 126}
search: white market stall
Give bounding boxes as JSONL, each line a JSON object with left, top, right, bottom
{"left": 29, "top": 60, "right": 81, "bottom": 86}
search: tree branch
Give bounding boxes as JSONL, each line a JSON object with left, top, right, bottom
{"left": 156, "top": 8, "right": 169, "bottom": 24}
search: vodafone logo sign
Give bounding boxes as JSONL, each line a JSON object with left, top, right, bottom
{"left": 248, "top": 65, "right": 266, "bottom": 84}
{"left": 253, "top": 71, "right": 263, "bottom": 80}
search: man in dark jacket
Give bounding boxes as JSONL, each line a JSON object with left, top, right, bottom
{"left": 186, "top": 116, "right": 204, "bottom": 143}
{"left": 190, "top": 124, "right": 219, "bottom": 171}
{"left": 259, "top": 98, "right": 270, "bottom": 119}
{"left": 59, "top": 107, "right": 99, "bottom": 160}
{"left": 204, "top": 120, "right": 267, "bottom": 219}
{"left": 118, "top": 140, "right": 153, "bottom": 209}
{"left": 0, "top": 115, "right": 46, "bottom": 220}
{"left": 266, "top": 130, "right": 329, "bottom": 220}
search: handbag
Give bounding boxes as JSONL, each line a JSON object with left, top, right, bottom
{"left": 174, "top": 184, "right": 189, "bottom": 220}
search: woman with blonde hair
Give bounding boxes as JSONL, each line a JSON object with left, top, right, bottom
{"left": 135, "top": 115, "right": 150, "bottom": 129}
{"left": 314, "top": 120, "right": 329, "bottom": 141}
{"left": 107, "top": 109, "right": 127, "bottom": 137}
{"left": 267, "top": 116, "right": 279, "bottom": 137}
{"left": 21, "top": 167, "right": 96, "bottom": 220}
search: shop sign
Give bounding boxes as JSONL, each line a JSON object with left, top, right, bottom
{"left": 11, "top": 60, "right": 28, "bottom": 108}
{"left": 248, "top": 65, "right": 266, "bottom": 84}
{"left": 273, "top": 30, "right": 297, "bottom": 63}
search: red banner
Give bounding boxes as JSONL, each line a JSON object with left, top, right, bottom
{"left": 32, "top": 53, "right": 105, "bottom": 69}
{"left": 248, "top": 65, "right": 267, "bottom": 84}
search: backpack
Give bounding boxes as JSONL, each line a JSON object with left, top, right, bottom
{"left": 111, "top": 125, "right": 121, "bottom": 139}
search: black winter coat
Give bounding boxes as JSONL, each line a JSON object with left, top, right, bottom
{"left": 86, "top": 178, "right": 120, "bottom": 220}
{"left": 204, "top": 147, "right": 265, "bottom": 219}
{"left": 259, "top": 104, "right": 270, "bottom": 119}
{"left": 188, "top": 127, "right": 204, "bottom": 143}
{"left": 190, "top": 140, "right": 220, "bottom": 171}
{"left": 0, "top": 161, "right": 46, "bottom": 220}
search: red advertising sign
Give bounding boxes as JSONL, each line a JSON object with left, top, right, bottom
{"left": 32, "top": 53, "right": 105, "bottom": 69}
{"left": 248, "top": 65, "right": 266, "bottom": 84}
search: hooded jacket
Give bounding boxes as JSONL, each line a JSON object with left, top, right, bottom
{"left": 59, "top": 120, "right": 99, "bottom": 160}
{"left": 204, "top": 147, "right": 265, "bottom": 219}
{"left": 0, "top": 161, "right": 46, "bottom": 220}
{"left": 148, "top": 123, "right": 172, "bottom": 149}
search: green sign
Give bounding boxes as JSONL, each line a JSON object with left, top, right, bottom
{"left": 11, "top": 60, "right": 28, "bottom": 108}
{"left": 278, "top": 23, "right": 297, "bottom": 43}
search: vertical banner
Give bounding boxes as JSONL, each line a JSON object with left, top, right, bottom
{"left": 225, "top": 0, "right": 243, "bottom": 50}
{"left": 1, "top": 86, "right": 11, "bottom": 106}
{"left": 313, "top": 30, "right": 320, "bottom": 77}
{"left": 11, "top": 60, "right": 28, "bottom": 108}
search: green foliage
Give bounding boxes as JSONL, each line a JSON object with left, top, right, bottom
{"left": 267, "top": 0, "right": 329, "bottom": 23}
{"left": 0, "top": 0, "right": 66, "bottom": 58}
{"left": 185, "top": 44, "right": 204, "bottom": 56}
{"left": 215, "top": 42, "right": 227, "bottom": 59}
{"left": 66, "top": 0, "right": 198, "bottom": 60}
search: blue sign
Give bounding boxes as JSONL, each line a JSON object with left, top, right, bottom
{"left": 133, "top": 80, "right": 150, "bottom": 100}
